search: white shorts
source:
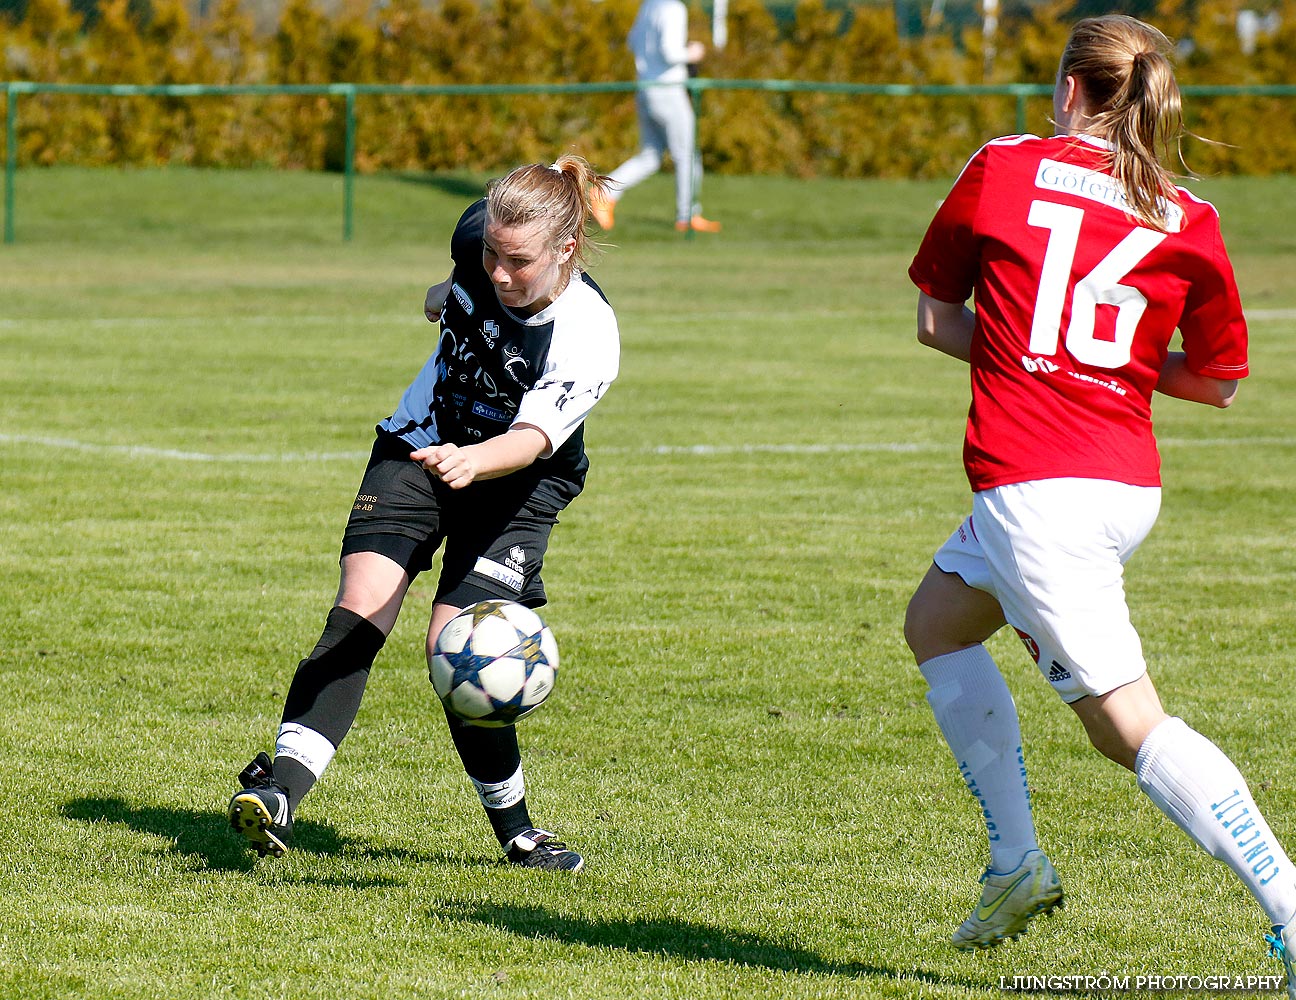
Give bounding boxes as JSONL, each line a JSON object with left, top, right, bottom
{"left": 933, "top": 478, "right": 1162, "bottom": 703}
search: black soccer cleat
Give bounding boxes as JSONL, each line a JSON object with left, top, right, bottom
{"left": 505, "top": 829, "right": 584, "bottom": 872}
{"left": 228, "top": 751, "right": 293, "bottom": 858}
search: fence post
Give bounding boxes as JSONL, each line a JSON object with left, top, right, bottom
{"left": 343, "top": 84, "right": 356, "bottom": 242}
{"left": 4, "top": 83, "right": 16, "bottom": 245}
{"left": 686, "top": 80, "right": 699, "bottom": 242}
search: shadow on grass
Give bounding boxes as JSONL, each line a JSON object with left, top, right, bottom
{"left": 437, "top": 900, "right": 972, "bottom": 990}
{"left": 355, "top": 844, "right": 501, "bottom": 870}
{"left": 62, "top": 796, "right": 348, "bottom": 875}
{"left": 388, "top": 171, "right": 487, "bottom": 200}
{"left": 61, "top": 796, "right": 501, "bottom": 877}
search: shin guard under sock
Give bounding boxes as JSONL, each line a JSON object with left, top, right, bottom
{"left": 1137, "top": 717, "right": 1296, "bottom": 926}
{"left": 921, "top": 645, "right": 1039, "bottom": 872}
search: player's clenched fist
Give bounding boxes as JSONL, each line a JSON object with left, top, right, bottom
{"left": 411, "top": 442, "right": 478, "bottom": 489}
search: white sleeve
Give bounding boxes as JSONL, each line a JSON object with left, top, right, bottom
{"left": 655, "top": 2, "right": 691, "bottom": 66}
{"left": 512, "top": 293, "right": 619, "bottom": 458}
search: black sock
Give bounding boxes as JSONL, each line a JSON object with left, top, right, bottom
{"left": 271, "top": 756, "right": 316, "bottom": 813}
{"left": 444, "top": 708, "right": 533, "bottom": 846}
{"left": 277, "top": 605, "right": 386, "bottom": 811}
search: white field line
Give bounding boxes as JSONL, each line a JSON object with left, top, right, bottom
{"left": 0, "top": 315, "right": 420, "bottom": 329}
{"left": 622, "top": 442, "right": 935, "bottom": 455}
{"left": 0, "top": 433, "right": 371, "bottom": 463}
{"left": 0, "top": 306, "right": 1291, "bottom": 330}
{"left": 1, "top": 432, "right": 1292, "bottom": 464}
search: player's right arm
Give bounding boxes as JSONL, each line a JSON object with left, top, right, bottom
{"left": 908, "top": 145, "right": 986, "bottom": 362}
{"left": 425, "top": 271, "right": 454, "bottom": 323}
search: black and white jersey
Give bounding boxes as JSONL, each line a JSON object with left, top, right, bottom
{"left": 379, "top": 200, "right": 619, "bottom": 490}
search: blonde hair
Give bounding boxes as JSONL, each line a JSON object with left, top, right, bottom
{"left": 1059, "top": 15, "right": 1184, "bottom": 230}
{"left": 485, "top": 154, "right": 612, "bottom": 285}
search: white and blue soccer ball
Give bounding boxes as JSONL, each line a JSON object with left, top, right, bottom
{"left": 430, "top": 600, "right": 558, "bottom": 727}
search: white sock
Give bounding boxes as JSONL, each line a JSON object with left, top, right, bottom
{"left": 1137, "top": 717, "right": 1296, "bottom": 927}
{"left": 471, "top": 764, "right": 526, "bottom": 810}
{"left": 921, "top": 645, "right": 1038, "bottom": 872}
{"left": 275, "top": 722, "right": 337, "bottom": 781}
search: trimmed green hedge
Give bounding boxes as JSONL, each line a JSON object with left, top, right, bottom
{"left": 3, "top": 0, "right": 1295, "bottom": 175}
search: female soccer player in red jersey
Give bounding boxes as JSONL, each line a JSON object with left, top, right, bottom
{"left": 905, "top": 15, "right": 1296, "bottom": 986}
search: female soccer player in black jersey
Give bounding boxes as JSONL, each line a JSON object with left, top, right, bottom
{"left": 229, "top": 156, "right": 619, "bottom": 871}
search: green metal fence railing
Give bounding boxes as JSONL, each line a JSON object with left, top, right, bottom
{"left": 5, "top": 79, "right": 1296, "bottom": 244}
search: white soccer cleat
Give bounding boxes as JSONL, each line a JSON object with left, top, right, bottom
{"left": 951, "top": 849, "right": 1064, "bottom": 950}
{"left": 1266, "top": 923, "right": 1296, "bottom": 999}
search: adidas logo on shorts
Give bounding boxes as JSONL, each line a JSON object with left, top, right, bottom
{"left": 1047, "top": 661, "right": 1072, "bottom": 683}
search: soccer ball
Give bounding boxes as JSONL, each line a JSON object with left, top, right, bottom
{"left": 430, "top": 600, "right": 558, "bottom": 727}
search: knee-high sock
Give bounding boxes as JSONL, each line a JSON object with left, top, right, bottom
{"left": 921, "top": 645, "right": 1038, "bottom": 872}
{"left": 444, "top": 708, "right": 532, "bottom": 847}
{"left": 274, "top": 606, "right": 386, "bottom": 811}
{"left": 1137, "top": 716, "right": 1296, "bottom": 927}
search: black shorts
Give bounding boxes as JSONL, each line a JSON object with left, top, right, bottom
{"left": 340, "top": 433, "right": 569, "bottom": 608}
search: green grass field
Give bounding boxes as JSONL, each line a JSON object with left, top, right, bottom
{"left": 2, "top": 167, "right": 1294, "bottom": 999}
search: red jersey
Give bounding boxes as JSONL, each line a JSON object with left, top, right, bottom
{"left": 908, "top": 134, "right": 1248, "bottom": 492}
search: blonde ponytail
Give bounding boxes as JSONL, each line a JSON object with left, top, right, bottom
{"left": 1060, "top": 15, "right": 1184, "bottom": 230}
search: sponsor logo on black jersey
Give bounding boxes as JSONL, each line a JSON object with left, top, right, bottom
{"left": 503, "top": 345, "right": 529, "bottom": 385}
{"left": 452, "top": 282, "right": 474, "bottom": 315}
{"left": 471, "top": 400, "right": 510, "bottom": 422}
{"left": 482, "top": 320, "right": 500, "bottom": 345}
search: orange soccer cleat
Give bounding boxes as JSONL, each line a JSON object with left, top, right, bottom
{"left": 675, "top": 215, "right": 721, "bottom": 233}
{"left": 590, "top": 189, "right": 616, "bottom": 231}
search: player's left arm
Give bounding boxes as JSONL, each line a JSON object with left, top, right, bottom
{"left": 411, "top": 426, "right": 549, "bottom": 490}
{"left": 916, "top": 292, "right": 975, "bottom": 363}
{"left": 511, "top": 302, "right": 620, "bottom": 458}
{"left": 1158, "top": 216, "right": 1248, "bottom": 409}
{"left": 413, "top": 303, "right": 619, "bottom": 488}
{"left": 658, "top": 2, "right": 693, "bottom": 66}
{"left": 1155, "top": 352, "right": 1239, "bottom": 408}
